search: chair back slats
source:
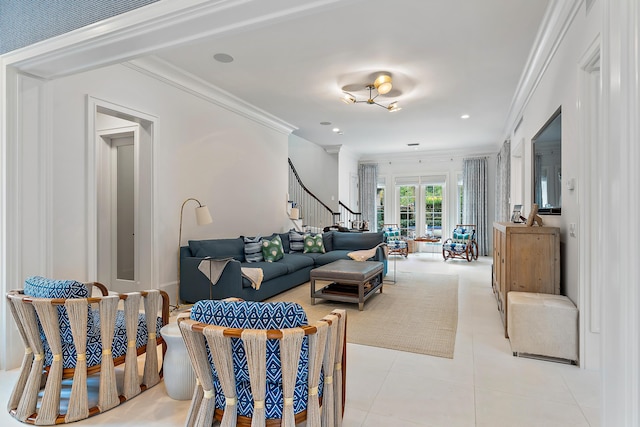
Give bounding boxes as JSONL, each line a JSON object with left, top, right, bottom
{"left": 9, "top": 294, "right": 43, "bottom": 422}
{"left": 180, "top": 320, "right": 217, "bottom": 427}
{"left": 32, "top": 299, "right": 64, "bottom": 425}
{"left": 332, "top": 309, "right": 346, "bottom": 427}
{"left": 203, "top": 325, "right": 238, "bottom": 427}
{"left": 6, "top": 294, "right": 33, "bottom": 414}
{"left": 280, "top": 328, "right": 304, "bottom": 427}
{"left": 306, "top": 320, "right": 328, "bottom": 427}
{"left": 123, "top": 293, "right": 142, "bottom": 399}
{"left": 240, "top": 329, "right": 267, "bottom": 427}
{"left": 65, "top": 299, "right": 89, "bottom": 422}
{"left": 142, "top": 290, "right": 161, "bottom": 388}
{"left": 98, "top": 296, "right": 120, "bottom": 412}
{"left": 321, "top": 314, "right": 339, "bottom": 427}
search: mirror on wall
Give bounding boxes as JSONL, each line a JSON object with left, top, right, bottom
{"left": 532, "top": 107, "right": 562, "bottom": 214}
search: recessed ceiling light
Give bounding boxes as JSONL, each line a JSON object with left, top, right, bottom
{"left": 332, "top": 128, "right": 340, "bottom": 133}
{"left": 213, "top": 53, "right": 234, "bottom": 63}
{"left": 461, "top": 114, "right": 470, "bottom": 119}
{"left": 320, "top": 121, "right": 332, "bottom": 126}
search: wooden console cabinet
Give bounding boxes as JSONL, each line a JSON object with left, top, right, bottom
{"left": 492, "top": 222, "right": 560, "bottom": 337}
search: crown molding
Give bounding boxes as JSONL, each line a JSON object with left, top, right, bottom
{"left": 502, "top": 0, "right": 583, "bottom": 142}
{"left": 2, "top": 0, "right": 357, "bottom": 79}
{"left": 125, "top": 56, "right": 296, "bottom": 135}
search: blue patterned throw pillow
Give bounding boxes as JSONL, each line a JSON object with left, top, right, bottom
{"left": 243, "top": 235, "right": 263, "bottom": 263}
{"left": 288, "top": 229, "right": 304, "bottom": 252}
{"left": 262, "top": 235, "right": 284, "bottom": 262}
{"left": 303, "top": 233, "right": 325, "bottom": 253}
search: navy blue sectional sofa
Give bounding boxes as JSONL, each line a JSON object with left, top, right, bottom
{"left": 180, "top": 230, "right": 385, "bottom": 303}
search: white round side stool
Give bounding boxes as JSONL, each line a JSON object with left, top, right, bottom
{"left": 161, "top": 322, "right": 197, "bottom": 400}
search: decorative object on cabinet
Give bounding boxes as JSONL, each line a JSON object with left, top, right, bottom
{"left": 492, "top": 222, "right": 560, "bottom": 337}
{"left": 510, "top": 204, "right": 523, "bottom": 223}
{"left": 525, "top": 203, "right": 544, "bottom": 226}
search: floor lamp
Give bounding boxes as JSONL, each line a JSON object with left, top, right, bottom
{"left": 176, "top": 198, "right": 212, "bottom": 310}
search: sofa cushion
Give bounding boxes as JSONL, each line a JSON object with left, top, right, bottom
{"left": 262, "top": 235, "right": 284, "bottom": 262}
{"left": 189, "top": 238, "right": 245, "bottom": 262}
{"left": 278, "top": 253, "right": 315, "bottom": 274}
{"left": 313, "top": 250, "right": 355, "bottom": 265}
{"left": 243, "top": 236, "right": 264, "bottom": 263}
{"left": 332, "top": 231, "right": 384, "bottom": 251}
{"left": 288, "top": 229, "right": 305, "bottom": 252}
{"left": 266, "top": 232, "right": 291, "bottom": 254}
{"left": 241, "top": 260, "right": 288, "bottom": 282}
{"left": 322, "top": 231, "right": 334, "bottom": 252}
{"left": 303, "top": 234, "right": 325, "bottom": 253}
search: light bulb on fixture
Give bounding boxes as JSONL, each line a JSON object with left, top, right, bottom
{"left": 387, "top": 101, "right": 402, "bottom": 112}
{"left": 374, "top": 74, "right": 392, "bottom": 95}
{"left": 341, "top": 93, "right": 356, "bottom": 104}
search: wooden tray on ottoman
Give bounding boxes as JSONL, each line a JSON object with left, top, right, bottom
{"left": 310, "top": 259, "right": 384, "bottom": 310}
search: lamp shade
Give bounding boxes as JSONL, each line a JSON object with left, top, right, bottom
{"left": 195, "top": 205, "right": 213, "bottom": 225}
{"left": 374, "top": 74, "right": 392, "bottom": 95}
{"left": 290, "top": 207, "right": 300, "bottom": 220}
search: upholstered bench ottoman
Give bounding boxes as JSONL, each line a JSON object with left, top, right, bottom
{"left": 507, "top": 291, "right": 578, "bottom": 363}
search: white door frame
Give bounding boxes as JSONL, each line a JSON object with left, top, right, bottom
{"left": 87, "top": 96, "right": 157, "bottom": 291}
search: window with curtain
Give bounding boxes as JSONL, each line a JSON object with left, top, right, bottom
{"left": 457, "top": 173, "right": 464, "bottom": 224}
{"left": 395, "top": 175, "right": 447, "bottom": 239}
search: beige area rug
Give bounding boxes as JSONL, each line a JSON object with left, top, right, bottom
{"left": 267, "top": 271, "right": 459, "bottom": 359}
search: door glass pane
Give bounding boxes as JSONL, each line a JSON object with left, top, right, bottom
{"left": 399, "top": 185, "right": 416, "bottom": 237}
{"left": 424, "top": 184, "right": 443, "bottom": 237}
{"left": 117, "top": 144, "right": 135, "bottom": 281}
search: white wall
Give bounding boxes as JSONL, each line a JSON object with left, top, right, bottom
{"left": 506, "top": 1, "right": 602, "bottom": 368}
{"left": 45, "top": 62, "right": 289, "bottom": 294}
{"left": 288, "top": 134, "right": 339, "bottom": 210}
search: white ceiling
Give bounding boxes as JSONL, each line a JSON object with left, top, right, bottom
{"left": 153, "top": 0, "right": 550, "bottom": 157}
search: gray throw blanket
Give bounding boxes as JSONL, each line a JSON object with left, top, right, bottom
{"left": 198, "top": 257, "right": 264, "bottom": 290}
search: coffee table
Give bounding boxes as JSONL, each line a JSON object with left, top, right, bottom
{"left": 310, "top": 259, "right": 384, "bottom": 310}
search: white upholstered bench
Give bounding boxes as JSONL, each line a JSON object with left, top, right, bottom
{"left": 507, "top": 291, "right": 578, "bottom": 363}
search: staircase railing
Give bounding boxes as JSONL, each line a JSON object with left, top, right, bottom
{"left": 338, "top": 201, "right": 364, "bottom": 229}
{"left": 288, "top": 158, "right": 339, "bottom": 231}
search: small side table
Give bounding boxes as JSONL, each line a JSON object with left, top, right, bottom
{"left": 161, "top": 322, "right": 197, "bottom": 400}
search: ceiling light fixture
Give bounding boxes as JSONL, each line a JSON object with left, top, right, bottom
{"left": 341, "top": 73, "right": 402, "bottom": 112}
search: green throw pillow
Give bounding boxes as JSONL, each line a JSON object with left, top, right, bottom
{"left": 262, "top": 235, "right": 284, "bottom": 262}
{"left": 303, "top": 234, "right": 325, "bottom": 254}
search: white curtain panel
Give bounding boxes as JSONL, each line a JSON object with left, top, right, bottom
{"left": 495, "top": 141, "right": 511, "bottom": 222}
{"left": 358, "top": 163, "right": 378, "bottom": 232}
{"left": 463, "top": 157, "right": 489, "bottom": 256}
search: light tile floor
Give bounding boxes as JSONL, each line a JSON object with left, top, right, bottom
{"left": 0, "top": 254, "right": 601, "bottom": 426}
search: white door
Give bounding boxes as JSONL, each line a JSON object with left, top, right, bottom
{"left": 96, "top": 126, "right": 138, "bottom": 293}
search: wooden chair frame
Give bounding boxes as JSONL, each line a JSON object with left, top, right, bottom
{"left": 6, "top": 283, "right": 169, "bottom": 425}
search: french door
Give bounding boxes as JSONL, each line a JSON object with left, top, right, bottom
{"left": 396, "top": 176, "right": 446, "bottom": 238}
